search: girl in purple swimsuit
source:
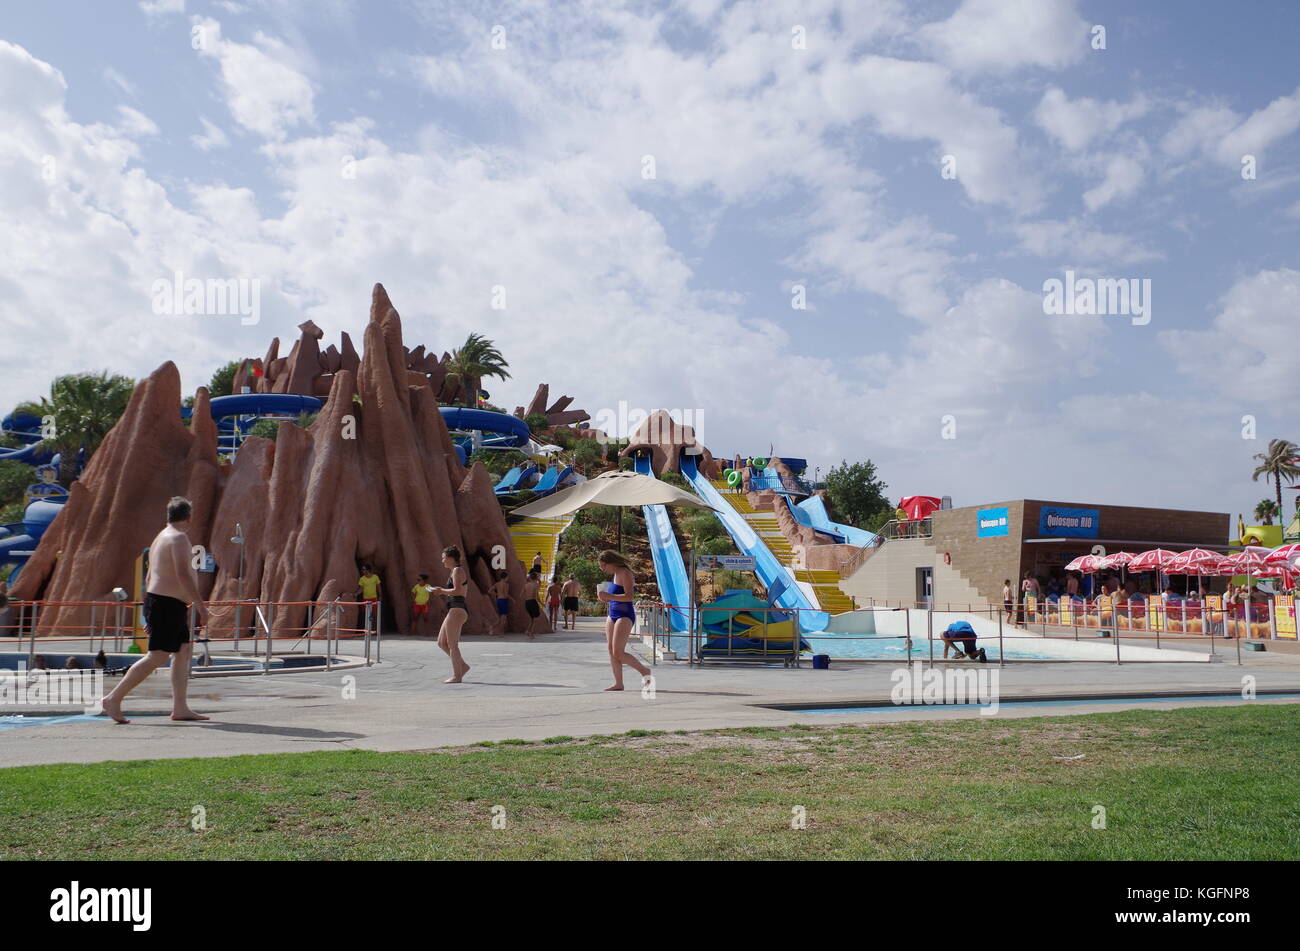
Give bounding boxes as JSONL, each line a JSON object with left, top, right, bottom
{"left": 597, "top": 550, "right": 652, "bottom": 692}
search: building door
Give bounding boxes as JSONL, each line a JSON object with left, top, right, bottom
{"left": 917, "top": 567, "right": 933, "bottom": 607}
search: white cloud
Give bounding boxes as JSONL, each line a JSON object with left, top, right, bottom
{"left": 139, "top": 0, "right": 185, "bottom": 15}
{"left": 917, "top": 0, "right": 1088, "bottom": 73}
{"left": 192, "top": 17, "right": 315, "bottom": 140}
{"left": 1035, "top": 87, "right": 1149, "bottom": 152}
{"left": 191, "top": 116, "right": 230, "bottom": 151}
{"left": 116, "top": 105, "right": 159, "bottom": 137}
{"left": 1083, "top": 154, "right": 1144, "bottom": 211}
{"left": 1160, "top": 268, "right": 1300, "bottom": 401}
{"left": 1014, "top": 219, "right": 1159, "bottom": 266}
{"left": 1162, "top": 89, "right": 1300, "bottom": 166}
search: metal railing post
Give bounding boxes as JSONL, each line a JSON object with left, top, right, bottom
{"left": 1114, "top": 620, "right": 1121, "bottom": 666}
{"left": 997, "top": 606, "right": 1004, "bottom": 667}
{"left": 927, "top": 607, "right": 934, "bottom": 670}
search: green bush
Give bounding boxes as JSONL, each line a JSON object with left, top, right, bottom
{"left": 0, "top": 461, "right": 34, "bottom": 506}
{"left": 713, "top": 569, "right": 752, "bottom": 592}
{"left": 562, "top": 523, "right": 603, "bottom": 550}
{"left": 524, "top": 413, "right": 549, "bottom": 433}
{"left": 565, "top": 555, "right": 605, "bottom": 595}
{"left": 695, "top": 535, "right": 733, "bottom": 557}
{"left": 0, "top": 500, "right": 26, "bottom": 526}
{"left": 248, "top": 419, "right": 281, "bottom": 440}
{"left": 660, "top": 472, "right": 688, "bottom": 489}
{"left": 682, "top": 512, "right": 724, "bottom": 541}
{"left": 208, "top": 360, "right": 243, "bottom": 398}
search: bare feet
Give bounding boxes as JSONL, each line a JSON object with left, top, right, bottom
{"left": 445, "top": 663, "right": 470, "bottom": 684}
{"left": 97, "top": 697, "right": 129, "bottom": 724}
{"left": 603, "top": 684, "right": 624, "bottom": 691}
{"left": 172, "top": 710, "right": 211, "bottom": 721}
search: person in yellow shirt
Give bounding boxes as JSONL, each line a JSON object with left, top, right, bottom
{"left": 356, "top": 565, "right": 382, "bottom": 629}
{"left": 411, "top": 573, "right": 434, "bottom": 636}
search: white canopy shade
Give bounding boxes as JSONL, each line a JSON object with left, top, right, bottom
{"left": 510, "top": 469, "right": 716, "bottom": 518}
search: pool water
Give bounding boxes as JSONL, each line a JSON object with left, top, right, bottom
{"left": 0, "top": 713, "right": 108, "bottom": 730}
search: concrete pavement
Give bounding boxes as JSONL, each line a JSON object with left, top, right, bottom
{"left": 3, "top": 617, "right": 1299, "bottom": 767}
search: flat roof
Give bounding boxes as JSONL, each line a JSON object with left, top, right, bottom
{"left": 948, "top": 499, "right": 1229, "bottom": 519}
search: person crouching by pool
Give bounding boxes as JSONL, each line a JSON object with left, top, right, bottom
{"left": 561, "top": 573, "right": 581, "bottom": 630}
{"left": 428, "top": 547, "right": 471, "bottom": 683}
{"left": 522, "top": 569, "right": 544, "bottom": 639}
{"left": 940, "top": 620, "right": 987, "bottom": 662}
{"left": 596, "top": 550, "right": 652, "bottom": 692}
{"left": 411, "top": 573, "right": 434, "bottom": 636}
{"left": 97, "top": 496, "right": 210, "bottom": 724}
{"left": 490, "top": 569, "right": 510, "bottom": 636}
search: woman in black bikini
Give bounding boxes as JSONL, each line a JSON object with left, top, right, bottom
{"left": 430, "top": 546, "right": 471, "bottom": 683}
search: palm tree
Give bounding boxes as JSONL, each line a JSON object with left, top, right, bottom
{"left": 444, "top": 333, "right": 510, "bottom": 407}
{"left": 1254, "top": 499, "right": 1278, "bottom": 525}
{"left": 1251, "top": 439, "right": 1300, "bottom": 516}
{"left": 26, "top": 372, "right": 136, "bottom": 485}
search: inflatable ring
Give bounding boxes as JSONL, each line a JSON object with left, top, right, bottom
{"left": 726, "top": 469, "right": 742, "bottom": 488}
{"left": 722, "top": 468, "right": 735, "bottom": 481}
{"left": 750, "top": 457, "right": 767, "bottom": 470}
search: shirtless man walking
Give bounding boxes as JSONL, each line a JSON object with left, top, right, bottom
{"left": 560, "top": 573, "right": 581, "bottom": 630}
{"left": 97, "top": 497, "right": 210, "bottom": 724}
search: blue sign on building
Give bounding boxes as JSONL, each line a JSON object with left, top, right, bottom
{"left": 1039, "top": 505, "right": 1100, "bottom": 538}
{"left": 977, "top": 506, "right": 1009, "bottom": 537}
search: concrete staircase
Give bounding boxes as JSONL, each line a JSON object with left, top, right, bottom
{"left": 711, "top": 482, "right": 855, "bottom": 614}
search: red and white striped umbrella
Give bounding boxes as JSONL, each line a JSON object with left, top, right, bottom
{"left": 1264, "top": 543, "right": 1300, "bottom": 567}
{"left": 1169, "top": 548, "right": 1226, "bottom": 573}
{"left": 1128, "top": 549, "right": 1180, "bottom": 571}
{"left": 1064, "top": 554, "right": 1105, "bottom": 573}
{"left": 1100, "top": 551, "right": 1138, "bottom": 569}
{"left": 1223, "top": 546, "right": 1274, "bottom": 572}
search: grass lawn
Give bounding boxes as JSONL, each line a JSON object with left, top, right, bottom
{"left": 2, "top": 705, "right": 1297, "bottom": 860}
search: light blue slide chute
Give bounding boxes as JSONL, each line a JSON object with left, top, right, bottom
{"left": 791, "top": 495, "right": 878, "bottom": 547}
{"left": 633, "top": 455, "right": 691, "bottom": 635}
{"left": 680, "top": 456, "right": 828, "bottom": 632}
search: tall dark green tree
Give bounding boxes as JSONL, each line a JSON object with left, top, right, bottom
{"left": 445, "top": 333, "right": 510, "bottom": 407}
{"left": 1251, "top": 439, "right": 1300, "bottom": 516}
{"left": 25, "top": 372, "right": 136, "bottom": 485}
{"left": 822, "top": 459, "right": 891, "bottom": 530}
{"left": 208, "top": 359, "right": 244, "bottom": 398}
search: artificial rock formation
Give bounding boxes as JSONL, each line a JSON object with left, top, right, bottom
{"left": 15, "top": 284, "right": 543, "bottom": 639}
{"left": 513, "top": 383, "right": 591, "bottom": 429}
{"left": 619, "top": 410, "right": 715, "bottom": 477}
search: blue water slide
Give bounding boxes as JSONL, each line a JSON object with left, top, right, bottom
{"left": 680, "top": 456, "right": 828, "bottom": 632}
{"left": 0, "top": 499, "right": 64, "bottom": 582}
{"left": 791, "top": 495, "right": 878, "bottom": 547}
{"left": 0, "top": 413, "right": 54, "bottom": 465}
{"left": 532, "top": 467, "right": 563, "bottom": 495}
{"left": 494, "top": 466, "right": 524, "bottom": 493}
{"left": 438, "top": 407, "right": 530, "bottom": 448}
{"left": 494, "top": 464, "right": 537, "bottom": 495}
{"left": 633, "top": 454, "right": 690, "bottom": 633}
{"left": 208, "top": 394, "right": 323, "bottom": 419}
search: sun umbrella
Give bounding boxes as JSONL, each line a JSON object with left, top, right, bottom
{"left": 1264, "top": 543, "right": 1300, "bottom": 568}
{"left": 510, "top": 468, "right": 716, "bottom": 550}
{"left": 1099, "top": 551, "right": 1138, "bottom": 587}
{"left": 1064, "top": 554, "right": 1104, "bottom": 572}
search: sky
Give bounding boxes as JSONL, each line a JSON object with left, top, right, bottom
{"left": 1, "top": 0, "right": 1298, "bottom": 529}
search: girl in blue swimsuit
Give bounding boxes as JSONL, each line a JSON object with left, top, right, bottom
{"left": 597, "top": 550, "right": 652, "bottom": 692}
